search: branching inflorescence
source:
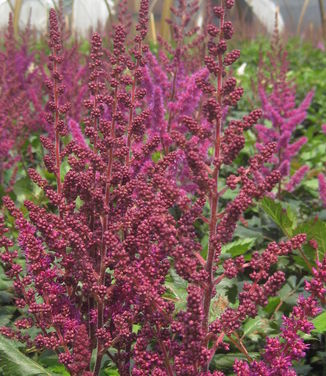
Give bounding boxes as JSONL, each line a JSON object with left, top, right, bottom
{"left": 318, "top": 125, "right": 326, "bottom": 207}
{"left": 255, "top": 20, "right": 313, "bottom": 197}
{"left": 0, "top": 2, "right": 325, "bottom": 376}
{"left": 0, "top": 14, "right": 44, "bottom": 190}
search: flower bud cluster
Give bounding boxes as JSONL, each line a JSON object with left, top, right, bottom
{"left": 0, "top": 14, "right": 45, "bottom": 190}
{"left": 256, "top": 24, "right": 313, "bottom": 194}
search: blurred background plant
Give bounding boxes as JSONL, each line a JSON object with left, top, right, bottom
{"left": 0, "top": 0, "right": 326, "bottom": 41}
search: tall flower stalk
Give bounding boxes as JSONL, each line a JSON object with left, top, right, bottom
{"left": 256, "top": 19, "right": 313, "bottom": 196}
{"left": 0, "top": 14, "right": 44, "bottom": 190}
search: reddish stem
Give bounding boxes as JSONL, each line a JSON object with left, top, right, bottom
{"left": 155, "top": 324, "right": 174, "bottom": 376}
{"left": 126, "top": 41, "right": 142, "bottom": 166}
{"left": 208, "top": 332, "right": 225, "bottom": 363}
{"left": 202, "top": 3, "right": 225, "bottom": 337}
{"left": 53, "top": 49, "right": 61, "bottom": 196}
{"left": 94, "top": 86, "right": 119, "bottom": 376}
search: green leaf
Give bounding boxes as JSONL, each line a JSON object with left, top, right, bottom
{"left": 151, "top": 151, "right": 161, "bottom": 163}
{"left": 260, "top": 197, "right": 295, "bottom": 236}
{"left": 209, "top": 279, "right": 235, "bottom": 321}
{"left": 0, "top": 278, "right": 12, "bottom": 291}
{"left": 46, "top": 364, "right": 69, "bottom": 376}
{"left": 242, "top": 318, "right": 270, "bottom": 342}
{"left": 165, "top": 269, "right": 188, "bottom": 311}
{"left": 13, "top": 177, "right": 34, "bottom": 202}
{"left": 132, "top": 324, "right": 140, "bottom": 334}
{"left": 0, "top": 291, "right": 14, "bottom": 305}
{"left": 312, "top": 311, "right": 326, "bottom": 334}
{"left": 286, "top": 206, "right": 297, "bottom": 230}
{"left": 221, "top": 238, "right": 256, "bottom": 257}
{"left": 212, "top": 352, "right": 259, "bottom": 370}
{"left": 294, "top": 219, "right": 326, "bottom": 254}
{"left": 0, "top": 335, "right": 52, "bottom": 376}
{"left": 0, "top": 306, "right": 16, "bottom": 326}
{"left": 0, "top": 184, "right": 5, "bottom": 203}
{"left": 103, "top": 368, "right": 120, "bottom": 376}
{"left": 263, "top": 296, "right": 280, "bottom": 314}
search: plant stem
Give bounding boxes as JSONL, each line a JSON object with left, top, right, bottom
{"left": 298, "top": 246, "right": 314, "bottom": 273}
{"left": 167, "top": 66, "right": 178, "bottom": 134}
{"left": 53, "top": 50, "right": 62, "bottom": 196}
{"left": 208, "top": 332, "right": 225, "bottom": 363}
{"left": 93, "top": 347, "right": 103, "bottom": 376}
{"left": 155, "top": 324, "right": 174, "bottom": 376}
{"left": 94, "top": 86, "right": 118, "bottom": 376}
{"left": 228, "top": 333, "right": 253, "bottom": 362}
{"left": 202, "top": 1, "right": 225, "bottom": 337}
{"left": 126, "top": 40, "right": 142, "bottom": 166}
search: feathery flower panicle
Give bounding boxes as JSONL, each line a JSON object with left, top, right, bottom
{"left": 68, "top": 118, "right": 88, "bottom": 149}
{"left": 256, "top": 20, "right": 313, "bottom": 195}
{"left": 234, "top": 282, "right": 323, "bottom": 375}
{"left": 286, "top": 165, "right": 309, "bottom": 192}
{"left": 318, "top": 173, "right": 326, "bottom": 207}
{"left": 61, "top": 42, "right": 88, "bottom": 124}
{"left": 318, "top": 125, "right": 326, "bottom": 207}
{"left": 0, "top": 14, "right": 44, "bottom": 190}
{"left": 322, "top": 124, "right": 326, "bottom": 135}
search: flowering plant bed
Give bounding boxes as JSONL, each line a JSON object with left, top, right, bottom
{"left": 0, "top": 1, "right": 325, "bottom": 375}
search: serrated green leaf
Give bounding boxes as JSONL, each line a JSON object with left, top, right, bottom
{"left": 210, "top": 279, "right": 236, "bottom": 320}
{"left": 132, "top": 324, "right": 140, "bottom": 334}
{"left": 0, "top": 306, "right": 16, "bottom": 326}
{"left": 0, "top": 184, "right": 5, "bottom": 202}
{"left": 264, "top": 296, "right": 280, "bottom": 314}
{"left": 294, "top": 219, "right": 326, "bottom": 254}
{"left": 312, "top": 311, "right": 326, "bottom": 334}
{"left": 0, "top": 335, "right": 53, "bottom": 376}
{"left": 103, "top": 368, "right": 120, "bottom": 376}
{"left": 286, "top": 206, "right": 297, "bottom": 230}
{"left": 0, "top": 290, "right": 14, "bottom": 305}
{"left": 165, "top": 269, "right": 188, "bottom": 311}
{"left": 0, "top": 279, "right": 12, "bottom": 291}
{"left": 221, "top": 238, "right": 256, "bottom": 256}
{"left": 260, "top": 197, "right": 295, "bottom": 236}
{"left": 242, "top": 318, "right": 270, "bottom": 341}
{"left": 46, "top": 364, "right": 69, "bottom": 376}
{"left": 212, "top": 352, "right": 260, "bottom": 370}
{"left": 13, "top": 177, "right": 33, "bottom": 196}
{"left": 151, "top": 151, "right": 161, "bottom": 163}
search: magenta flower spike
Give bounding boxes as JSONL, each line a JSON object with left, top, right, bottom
{"left": 256, "top": 23, "right": 313, "bottom": 196}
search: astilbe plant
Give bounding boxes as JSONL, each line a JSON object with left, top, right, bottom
{"left": 0, "top": 14, "right": 44, "bottom": 190}
{"left": 318, "top": 173, "right": 326, "bottom": 207}
{"left": 0, "top": 2, "right": 325, "bottom": 376}
{"left": 255, "top": 22, "right": 314, "bottom": 196}
{"left": 142, "top": 1, "right": 217, "bottom": 191}
{"left": 318, "top": 124, "right": 326, "bottom": 207}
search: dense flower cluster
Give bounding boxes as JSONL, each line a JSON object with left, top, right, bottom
{"left": 256, "top": 22, "right": 313, "bottom": 196}
{"left": 232, "top": 236, "right": 326, "bottom": 376}
{"left": 0, "top": 2, "right": 324, "bottom": 376}
{"left": 318, "top": 173, "right": 326, "bottom": 207}
{"left": 318, "top": 125, "right": 326, "bottom": 207}
{"left": 0, "top": 14, "right": 44, "bottom": 190}
{"left": 234, "top": 296, "right": 320, "bottom": 376}
{"left": 0, "top": 10, "right": 87, "bottom": 192}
